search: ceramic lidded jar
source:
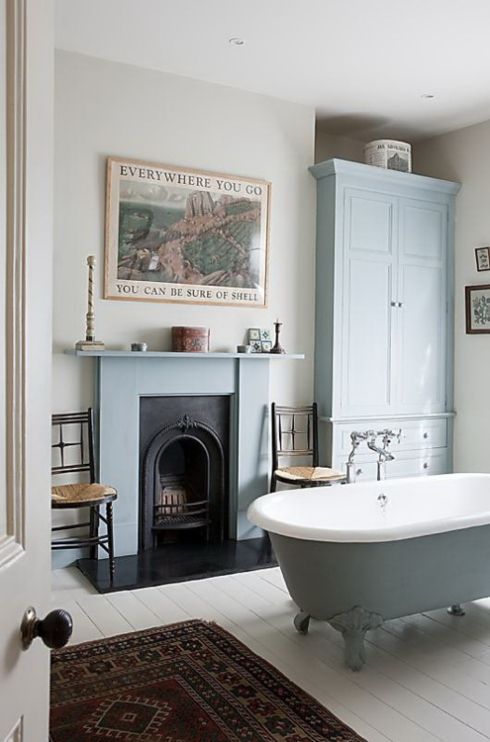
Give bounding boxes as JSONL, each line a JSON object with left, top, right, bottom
{"left": 171, "top": 326, "right": 210, "bottom": 352}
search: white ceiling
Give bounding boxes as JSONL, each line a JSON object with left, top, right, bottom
{"left": 55, "top": 0, "right": 490, "bottom": 141}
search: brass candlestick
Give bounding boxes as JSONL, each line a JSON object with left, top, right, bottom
{"left": 75, "top": 255, "right": 105, "bottom": 351}
{"left": 270, "top": 318, "right": 286, "bottom": 354}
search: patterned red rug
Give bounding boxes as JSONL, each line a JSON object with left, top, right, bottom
{"left": 50, "top": 619, "right": 364, "bottom": 741}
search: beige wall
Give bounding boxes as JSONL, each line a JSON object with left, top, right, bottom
{"left": 315, "top": 128, "right": 364, "bottom": 164}
{"left": 415, "top": 120, "right": 490, "bottom": 471}
{"left": 54, "top": 51, "right": 316, "bottom": 414}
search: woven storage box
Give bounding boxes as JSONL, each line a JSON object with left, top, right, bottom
{"left": 171, "top": 326, "right": 210, "bottom": 352}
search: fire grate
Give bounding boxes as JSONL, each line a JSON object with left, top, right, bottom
{"left": 154, "top": 479, "right": 210, "bottom": 531}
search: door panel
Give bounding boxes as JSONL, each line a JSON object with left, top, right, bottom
{"left": 0, "top": 1, "right": 53, "bottom": 739}
{"left": 397, "top": 199, "right": 447, "bottom": 412}
{"left": 400, "top": 201, "right": 444, "bottom": 259}
{"left": 339, "top": 189, "right": 396, "bottom": 415}
{"left": 349, "top": 194, "right": 393, "bottom": 254}
{"left": 343, "top": 258, "right": 394, "bottom": 410}
{"left": 399, "top": 264, "right": 446, "bottom": 409}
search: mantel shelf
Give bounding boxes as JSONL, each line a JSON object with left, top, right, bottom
{"left": 65, "top": 349, "right": 304, "bottom": 360}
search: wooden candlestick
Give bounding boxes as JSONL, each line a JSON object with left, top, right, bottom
{"left": 270, "top": 318, "right": 286, "bottom": 354}
{"left": 75, "top": 255, "right": 105, "bottom": 351}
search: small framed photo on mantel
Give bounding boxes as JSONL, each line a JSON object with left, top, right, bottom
{"left": 465, "top": 284, "right": 490, "bottom": 334}
{"left": 475, "top": 246, "right": 490, "bottom": 272}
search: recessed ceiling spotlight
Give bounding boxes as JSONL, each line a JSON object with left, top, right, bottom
{"left": 421, "top": 93, "right": 435, "bottom": 99}
{"left": 229, "top": 37, "right": 245, "bottom": 46}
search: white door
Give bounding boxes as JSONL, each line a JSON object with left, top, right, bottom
{"left": 0, "top": 1, "right": 55, "bottom": 739}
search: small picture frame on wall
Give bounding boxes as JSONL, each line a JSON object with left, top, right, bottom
{"left": 465, "top": 284, "right": 490, "bottom": 333}
{"left": 475, "top": 247, "right": 490, "bottom": 272}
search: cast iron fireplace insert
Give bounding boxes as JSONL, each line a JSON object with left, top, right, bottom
{"left": 139, "top": 395, "right": 230, "bottom": 551}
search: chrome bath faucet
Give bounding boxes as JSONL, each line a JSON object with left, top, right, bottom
{"left": 346, "top": 428, "right": 402, "bottom": 482}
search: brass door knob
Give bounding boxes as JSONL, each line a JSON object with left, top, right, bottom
{"left": 21, "top": 607, "right": 73, "bottom": 650}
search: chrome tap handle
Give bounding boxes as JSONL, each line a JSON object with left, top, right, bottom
{"left": 379, "top": 428, "right": 402, "bottom": 447}
{"left": 346, "top": 430, "right": 372, "bottom": 482}
{"left": 348, "top": 430, "right": 369, "bottom": 463}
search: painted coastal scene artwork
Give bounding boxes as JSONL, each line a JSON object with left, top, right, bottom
{"left": 104, "top": 157, "right": 270, "bottom": 306}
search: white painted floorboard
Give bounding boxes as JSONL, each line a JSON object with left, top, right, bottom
{"left": 51, "top": 566, "right": 490, "bottom": 742}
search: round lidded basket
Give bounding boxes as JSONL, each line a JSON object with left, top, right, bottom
{"left": 364, "top": 139, "right": 412, "bottom": 173}
{"left": 171, "top": 326, "right": 210, "bottom": 352}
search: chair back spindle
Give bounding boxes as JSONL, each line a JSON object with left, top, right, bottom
{"left": 271, "top": 403, "right": 319, "bottom": 470}
{"left": 270, "top": 403, "right": 344, "bottom": 492}
{"left": 51, "top": 410, "right": 95, "bottom": 482}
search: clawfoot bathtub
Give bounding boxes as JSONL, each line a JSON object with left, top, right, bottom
{"left": 247, "top": 473, "right": 490, "bottom": 670}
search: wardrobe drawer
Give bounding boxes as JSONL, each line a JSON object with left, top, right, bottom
{"left": 385, "top": 450, "right": 450, "bottom": 479}
{"left": 398, "top": 419, "right": 448, "bottom": 451}
{"left": 334, "top": 417, "right": 448, "bottom": 455}
{"left": 331, "top": 448, "right": 450, "bottom": 481}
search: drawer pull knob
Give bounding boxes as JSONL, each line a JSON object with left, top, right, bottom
{"left": 423, "top": 462, "right": 429, "bottom": 469}
{"left": 423, "top": 432, "right": 428, "bottom": 439}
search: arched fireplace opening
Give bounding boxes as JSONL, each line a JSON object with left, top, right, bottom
{"left": 140, "top": 397, "right": 229, "bottom": 552}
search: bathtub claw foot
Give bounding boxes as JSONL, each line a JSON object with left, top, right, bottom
{"left": 448, "top": 604, "right": 466, "bottom": 616}
{"left": 328, "top": 605, "right": 383, "bottom": 671}
{"left": 294, "top": 611, "right": 311, "bottom": 635}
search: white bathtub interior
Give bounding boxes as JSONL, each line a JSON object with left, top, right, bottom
{"left": 247, "top": 473, "right": 490, "bottom": 542}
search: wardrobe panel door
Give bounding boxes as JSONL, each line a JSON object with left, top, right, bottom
{"left": 349, "top": 195, "right": 392, "bottom": 253}
{"left": 401, "top": 202, "right": 443, "bottom": 259}
{"left": 398, "top": 263, "right": 446, "bottom": 410}
{"left": 343, "top": 258, "right": 394, "bottom": 412}
{"left": 397, "top": 199, "right": 447, "bottom": 411}
{"left": 339, "top": 190, "right": 396, "bottom": 415}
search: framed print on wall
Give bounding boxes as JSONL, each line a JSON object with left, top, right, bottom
{"left": 475, "top": 246, "right": 490, "bottom": 272}
{"left": 247, "top": 327, "right": 272, "bottom": 352}
{"left": 465, "top": 284, "right": 490, "bottom": 333}
{"left": 104, "top": 157, "right": 270, "bottom": 307}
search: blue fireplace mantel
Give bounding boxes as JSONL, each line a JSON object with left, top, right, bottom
{"left": 66, "top": 349, "right": 304, "bottom": 557}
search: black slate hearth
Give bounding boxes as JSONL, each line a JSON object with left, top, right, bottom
{"left": 77, "top": 536, "right": 276, "bottom": 594}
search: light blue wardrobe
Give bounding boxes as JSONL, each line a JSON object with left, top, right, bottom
{"left": 310, "top": 159, "right": 460, "bottom": 480}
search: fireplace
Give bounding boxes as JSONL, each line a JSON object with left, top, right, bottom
{"left": 139, "top": 396, "right": 230, "bottom": 552}
{"left": 62, "top": 350, "right": 302, "bottom": 566}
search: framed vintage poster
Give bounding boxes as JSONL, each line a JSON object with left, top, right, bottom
{"left": 465, "top": 284, "right": 490, "bottom": 333}
{"left": 104, "top": 157, "right": 270, "bottom": 307}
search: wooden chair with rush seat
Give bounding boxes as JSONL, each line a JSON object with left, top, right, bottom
{"left": 270, "top": 402, "right": 345, "bottom": 492}
{"left": 51, "top": 409, "right": 117, "bottom": 581}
